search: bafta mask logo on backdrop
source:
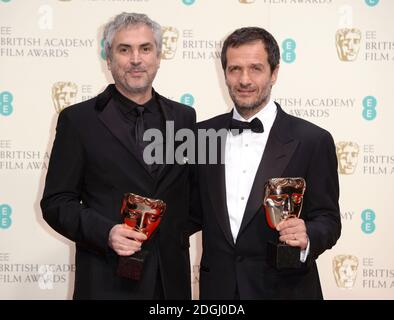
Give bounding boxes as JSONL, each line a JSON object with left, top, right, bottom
{"left": 52, "top": 82, "right": 78, "bottom": 113}
{"left": 161, "top": 27, "right": 179, "bottom": 60}
{"left": 333, "top": 255, "right": 359, "bottom": 288}
{"left": 335, "top": 141, "right": 359, "bottom": 175}
{"left": 335, "top": 28, "right": 362, "bottom": 61}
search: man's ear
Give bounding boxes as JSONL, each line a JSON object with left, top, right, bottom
{"left": 106, "top": 57, "right": 111, "bottom": 71}
{"left": 271, "top": 65, "right": 279, "bottom": 85}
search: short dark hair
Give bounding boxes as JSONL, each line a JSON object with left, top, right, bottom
{"left": 221, "top": 27, "right": 280, "bottom": 73}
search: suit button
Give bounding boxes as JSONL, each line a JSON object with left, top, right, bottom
{"left": 236, "top": 256, "right": 244, "bottom": 262}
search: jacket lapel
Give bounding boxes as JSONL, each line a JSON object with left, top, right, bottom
{"left": 205, "top": 112, "right": 235, "bottom": 247}
{"left": 154, "top": 94, "right": 176, "bottom": 184}
{"left": 237, "top": 105, "right": 299, "bottom": 239}
{"left": 96, "top": 85, "right": 153, "bottom": 179}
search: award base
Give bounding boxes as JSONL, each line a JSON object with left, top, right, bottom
{"left": 117, "top": 250, "right": 149, "bottom": 280}
{"left": 267, "top": 241, "right": 301, "bottom": 270}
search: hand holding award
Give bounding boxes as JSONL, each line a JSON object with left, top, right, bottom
{"left": 264, "top": 177, "right": 306, "bottom": 269}
{"left": 117, "top": 193, "right": 166, "bottom": 280}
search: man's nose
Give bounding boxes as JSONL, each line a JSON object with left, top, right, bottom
{"left": 239, "top": 70, "right": 252, "bottom": 86}
{"left": 130, "top": 50, "right": 142, "bottom": 64}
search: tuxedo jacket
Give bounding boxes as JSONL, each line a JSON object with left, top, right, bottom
{"left": 41, "top": 85, "right": 196, "bottom": 299}
{"left": 191, "top": 103, "right": 341, "bottom": 300}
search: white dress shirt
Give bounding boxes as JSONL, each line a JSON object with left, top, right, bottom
{"left": 224, "top": 99, "right": 309, "bottom": 260}
{"left": 225, "top": 99, "right": 277, "bottom": 242}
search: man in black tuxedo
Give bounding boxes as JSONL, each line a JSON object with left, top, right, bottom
{"left": 190, "top": 27, "right": 341, "bottom": 299}
{"left": 41, "top": 12, "right": 195, "bottom": 299}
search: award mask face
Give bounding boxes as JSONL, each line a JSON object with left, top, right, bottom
{"left": 52, "top": 81, "right": 78, "bottom": 113}
{"left": 263, "top": 177, "right": 306, "bottom": 229}
{"left": 161, "top": 26, "right": 179, "bottom": 60}
{"left": 121, "top": 193, "right": 166, "bottom": 239}
{"left": 335, "top": 28, "right": 362, "bottom": 62}
{"left": 333, "top": 255, "right": 359, "bottom": 288}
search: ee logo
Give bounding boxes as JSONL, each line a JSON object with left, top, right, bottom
{"left": 361, "top": 209, "right": 376, "bottom": 234}
{"left": 180, "top": 93, "right": 195, "bottom": 107}
{"left": 0, "top": 91, "right": 13, "bottom": 116}
{"left": 365, "top": 0, "right": 379, "bottom": 7}
{"left": 362, "top": 96, "right": 377, "bottom": 121}
{"left": 282, "top": 38, "right": 296, "bottom": 63}
{"left": 182, "top": 0, "right": 195, "bottom": 5}
{"left": 100, "top": 38, "right": 106, "bottom": 60}
{"left": 0, "top": 204, "right": 12, "bottom": 229}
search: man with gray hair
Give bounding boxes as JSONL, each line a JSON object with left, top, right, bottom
{"left": 41, "top": 12, "right": 196, "bottom": 299}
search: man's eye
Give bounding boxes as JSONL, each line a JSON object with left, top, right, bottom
{"left": 228, "top": 67, "right": 240, "bottom": 73}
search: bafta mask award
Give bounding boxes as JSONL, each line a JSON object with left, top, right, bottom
{"left": 263, "top": 177, "right": 306, "bottom": 269}
{"left": 117, "top": 193, "right": 166, "bottom": 280}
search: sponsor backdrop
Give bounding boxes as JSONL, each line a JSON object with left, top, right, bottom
{"left": 1, "top": 0, "right": 393, "bottom": 299}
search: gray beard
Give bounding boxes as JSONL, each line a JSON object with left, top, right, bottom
{"left": 127, "top": 85, "right": 149, "bottom": 94}
{"left": 233, "top": 94, "right": 269, "bottom": 117}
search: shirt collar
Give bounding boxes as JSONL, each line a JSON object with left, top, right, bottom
{"left": 113, "top": 87, "right": 159, "bottom": 115}
{"left": 232, "top": 98, "right": 277, "bottom": 125}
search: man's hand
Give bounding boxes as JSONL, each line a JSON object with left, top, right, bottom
{"left": 108, "top": 224, "right": 147, "bottom": 256}
{"left": 276, "top": 217, "right": 308, "bottom": 250}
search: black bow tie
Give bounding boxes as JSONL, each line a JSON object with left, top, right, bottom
{"left": 229, "top": 117, "right": 264, "bottom": 135}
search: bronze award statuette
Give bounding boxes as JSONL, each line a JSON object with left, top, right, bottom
{"left": 117, "top": 193, "right": 166, "bottom": 280}
{"left": 263, "top": 177, "right": 306, "bottom": 270}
